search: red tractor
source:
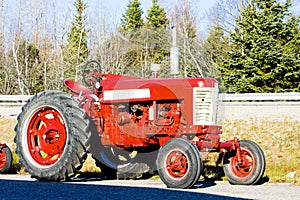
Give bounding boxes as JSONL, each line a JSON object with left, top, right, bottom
{"left": 14, "top": 61, "right": 265, "bottom": 189}
{"left": 0, "top": 142, "right": 12, "bottom": 173}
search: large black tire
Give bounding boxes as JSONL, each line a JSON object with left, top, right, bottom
{"left": 223, "top": 140, "right": 266, "bottom": 185}
{"left": 156, "top": 138, "right": 202, "bottom": 189}
{"left": 0, "top": 146, "right": 12, "bottom": 173}
{"left": 14, "top": 91, "right": 90, "bottom": 181}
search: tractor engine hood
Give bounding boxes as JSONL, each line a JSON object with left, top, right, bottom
{"left": 100, "top": 74, "right": 218, "bottom": 103}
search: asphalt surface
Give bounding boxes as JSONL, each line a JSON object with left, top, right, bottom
{"left": 0, "top": 174, "right": 299, "bottom": 200}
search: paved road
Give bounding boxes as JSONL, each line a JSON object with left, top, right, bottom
{"left": 0, "top": 174, "right": 299, "bottom": 200}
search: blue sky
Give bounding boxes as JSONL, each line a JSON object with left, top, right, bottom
{"left": 2, "top": 0, "right": 217, "bottom": 41}
{"left": 3, "top": 0, "right": 300, "bottom": 43}
{"left": 86, "top": 0, "right": 217, "bottom": 31}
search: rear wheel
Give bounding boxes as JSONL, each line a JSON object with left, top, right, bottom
{"left": 223, "top": 140, "right": 265, "bottom": 185}
{"left": 156, "top": 138, "right": 202, "bottom": 189}
{"left": 14, "top": 91, "right": 90, "bottom": 181}
{"left": 0, "top": 146, "right": 12, "bottom": 173}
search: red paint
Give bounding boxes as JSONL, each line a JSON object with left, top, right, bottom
{"left": 166, "top": 151, "right": 188, "bottom": 178}
{"left": 64, "top": 72, "right": 240, "bottom": 153}
{"left": 230, "top": 148, "right": 255, "bottom": 177}
{"left": 0, "top": 148, "right": 7, "bottom": 169}
{"left": 26, "top": 106, "right": 67, "bottom": 166}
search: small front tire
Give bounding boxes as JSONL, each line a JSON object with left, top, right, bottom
{"left": 223, "top": 140, "right": 266, "bottom": 185}
{"left": 156, "top": 138, "right": 202, "bottom": 189}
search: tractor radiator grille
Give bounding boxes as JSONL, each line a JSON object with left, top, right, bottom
{"left": 193, "top": 87, "right": 219, "bottom": 125}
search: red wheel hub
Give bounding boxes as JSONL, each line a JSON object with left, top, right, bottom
{"left": 27, "top": 106, "right": 67, "bottom": 166}
{"left": 231, "top": 149, "right": 254, "bottom": 177}
{"left": 0, "top": 150, "right": 7, "bottom": 169}
{"left": 166, "top": 151, "right": 188, "bottom": 178}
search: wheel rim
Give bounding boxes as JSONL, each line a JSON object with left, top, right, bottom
{"left": 166, "top": 150, "right": 188, "bottom": 179}
{"left": 26, "top": 106, "right": 67, "bottom": 166}
{"left": 230, "top": 149, "right": 254, "bottom": 177}
{"left": 0, "top": 150, "right": 7, "bottom": 169}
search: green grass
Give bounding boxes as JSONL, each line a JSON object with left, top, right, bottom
{"left": 1, "top": 116, "right": 299, "bottom": 184}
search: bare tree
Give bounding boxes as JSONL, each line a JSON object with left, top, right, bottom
{"left": 0, "top": 0, "right": 74, "bottom": 94}
{"left": 208, "top": 0, "right": 251, "bottom": 33}
{"left": 168, "top": 0, "right": 217, "bottom": 77}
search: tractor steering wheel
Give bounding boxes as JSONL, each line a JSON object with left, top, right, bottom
{"left": 82, "top": 60, "right": 102, "bottom": 89}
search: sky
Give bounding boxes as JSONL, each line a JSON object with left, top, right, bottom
{"left": 4, "top": 0, "right": 299, "bottom": 46}
{"left": 3, "top": 0, "right": 300, "bottom": 33}
{"left": 2, "top": 0, "right": 218, "bottom": 37}
{"left": 86, "top": 0, "right": 218, "bottom": 32}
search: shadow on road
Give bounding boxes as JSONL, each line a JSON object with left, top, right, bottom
{"left": 193, "top": 180, "right": 217, "bottom": 189}
{"left": 0, "top": 179, "right": 249, "bottom": 200}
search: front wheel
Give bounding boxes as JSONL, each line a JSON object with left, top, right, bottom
{"left": 156, "top": 138, "right": 202, "bottom": 189}
{"left": 0, "top": 146, "right": 12, "bottom": 173}
{"left": 223, "top": 140, "right": 266, "bottom": 185}
{"left": 14, "top": 91, "right": 90, "bottom": 181}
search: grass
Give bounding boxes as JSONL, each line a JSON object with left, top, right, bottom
{"left": 0, "top": 117, "right": 17, "bottom": 149}
{"left": 219, "top": 117, "right": 300, "bottom": 185}
{"left": 1, "top": 116, "right": 299, "bottom": 184}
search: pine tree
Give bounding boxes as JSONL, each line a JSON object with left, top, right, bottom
{"left": 204, "top": 24, "right": 230, "bottom": 87}
{"left": 144, "top": 0, "right": 169, "bottom": 64}
{"left": 218, "top": 0, "right": 300, "bottom": 93}
{"left": 120, "top": 0, "right": 144, "bottom": 32}
{"left": 145, "top": 0, "right": 168, "bottom": 28}
{"left": 64, "top": 0, "right": 89, "bottom": 80}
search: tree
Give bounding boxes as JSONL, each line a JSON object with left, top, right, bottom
{"left": 218, "top": 0, "right": 300, "bottom": 93}
{"left": 144, "top": 0, "right": 169, "bottom": 64}
{"left": 145, "top": 0, "right": 168, "bottom": 28}
{"left": 209, "top": 0, "right": 251, "bottom": 34}
{"left": 63, "top": 0, "right": 89, "bottom": 80}
{"left": 120, "top": 0, "right": 144, "bottom": 32}
{"left": 9, "top": 39, "right": 41, "bottom": 95}
{"left": 114, "top": 0, "right": 171, "bottom": 77}
{"left": 204, "top": 24, "right": 230, "bottom": 86}
{"left": 171, "top": 0, "right": 208, "bottom": 78}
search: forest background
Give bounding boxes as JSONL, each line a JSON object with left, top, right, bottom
{"left": 0, "top": 0, "right": 300, "bottom": 95}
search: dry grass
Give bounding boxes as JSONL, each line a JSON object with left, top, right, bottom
{"left": 0, "top": 117, "right": 17, "bottom": 149}
{"left": 1, "top": 116, "right": 299, "bottom": 184}
{"left": 220, "top": 117, "right": 300, "bottom": 185}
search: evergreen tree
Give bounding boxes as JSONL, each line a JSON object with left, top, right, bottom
{"left": 120, "top": 0, "right": 144, "bottom": 32}
{"left": 64, "top": 0, "right": 89, "bottom": 80}
{"left": 117, "top": 0, "right": 171, "bottom": 77}
{"left": 145, "top": 0, "right": 169, "bottom": 64}
{"left": 205, "top": 25, "right": 228, "bottom": 69}
{"left": 204, "top": 24, "right": 231, "bottom": 90}
{"left": 218, "top": 0, "right": 300, "bottom": 93}
{"left": 145, "top": 0, "right": 168, "bottom": 28}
